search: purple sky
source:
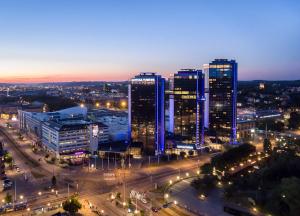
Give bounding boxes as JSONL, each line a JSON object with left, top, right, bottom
{"left": 0, "top": 0, "right": 299, "bottom": 82}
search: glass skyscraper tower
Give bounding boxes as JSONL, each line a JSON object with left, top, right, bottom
{"left": 208, "top": 59, "right": 238, "bottom": 143}
{"left": 172, "top": 69, "right": 205, "bottom": 149}
{"left": 128, "top": 73, "right": 165, "bottom": 155}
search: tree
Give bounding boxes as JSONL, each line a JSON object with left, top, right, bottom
{"left": 263, "top": 138, "right": 272, "bottom": 153}
{"left": 211, "top": 143, "right": 256, "bottom": 169}
{"left": 191, "top": 175, "right": 217, "bottom": 194}
{"left": 200, "top": 163, "right": 213, "bottom": 175}
{"left": 62, "top": 196, "right": 82, "bottom": 215}
{"left": 289, "top": 112, "right": 300, "bottom": 130}
{"left": 51, "top": 175, "right": 57, "bottom": 187}
{"left": 266, "top": 177, "right": 300, "bottom": 216}
{"left": 4, "top": 193, "right": 12, "bottom": 203}
{"left": 4, "top": 152, "right": 13, "bottom": 168}
{"left": 179, "top": 151, "right": 186, "bottom": 158}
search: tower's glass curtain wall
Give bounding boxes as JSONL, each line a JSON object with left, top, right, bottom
{"left": 129, "top": 73, "right": 165, "bottom": 155}
{"left": 173, "top": 69, "right": 205, "bottom": 149}
{"left": 208, "top": 59, "right": 237, "bottom": 143}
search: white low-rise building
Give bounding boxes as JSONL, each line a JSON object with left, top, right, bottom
{"left": 42, "top": 120, "right": 109, "bottom": 159}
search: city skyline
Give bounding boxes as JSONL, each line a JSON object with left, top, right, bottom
{"left": 1, "top": 0, "right": 300, "bottom": 83}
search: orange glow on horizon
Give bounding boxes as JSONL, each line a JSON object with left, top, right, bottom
{"left": 0, "top": 72, "right": 136, "bottom": 83}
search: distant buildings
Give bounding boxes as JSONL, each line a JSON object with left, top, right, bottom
{"left": 0, "top": 101, "right": 45, "bottom": 121}
{"left": 172, "top": 69, "right": 205, "bottom": 149}
{"left": 129, "top": 73, "right": 165, "bottom": 155}
{"left": 208, "top": 59, "right": 238, "bottom": 143}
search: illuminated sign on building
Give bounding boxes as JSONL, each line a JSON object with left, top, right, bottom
{"left": 92, "top": 125, "right": 99, "bottom": 137}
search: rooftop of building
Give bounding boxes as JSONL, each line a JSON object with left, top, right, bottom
{"left": 23, "top": 106, "right": 87, "bottom": 122}
{"left": 43, "top": 119, "right": 90, "bottom": 131}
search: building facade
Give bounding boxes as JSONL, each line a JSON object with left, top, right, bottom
{"left": 208, "top": 59, "right": 238, "bottom": 143}
{"left": 42, "top": 120, "right": 109, "bottom": 158}
{"left": 129, "top": 73, "right": 165, "bottom": 155}
{"left": 172, "top": 69, "right": 205, "bottom": 149}
{"left": 42, "top": 120, "right": 90, "bottom": 159}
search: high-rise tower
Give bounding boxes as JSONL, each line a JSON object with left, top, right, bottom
{"left": 208, "top": 59, "right": 237, "bottom": 143}
{"left": 129, "top": 73, "right": 165, "bottom": 155}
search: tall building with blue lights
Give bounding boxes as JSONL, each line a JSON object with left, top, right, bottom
{"left": 208, "top": 59, "right": 237, "bottom": 143}
{"left": 172, "top": 69, "right": 205, "bottom": 149}
{"left": 128, "top": 73, "right": 165, "bottom": 155}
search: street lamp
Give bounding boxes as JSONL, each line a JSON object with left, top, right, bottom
{"left": 121, "top": 101, "right": 127, "bottom": 108}
{"left": 169, "top": 180, "right": 173, "bottom": 185}
{"left": 38, "top": 191, "right": 42, "bottom": 196}
{"left": 19, "top": 195, "right": 24, "bottom": 200}
{"left": 174, "top": 200, "right": 178, "bottom": 205}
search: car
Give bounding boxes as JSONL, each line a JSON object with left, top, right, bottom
{"left": 14, "top": 202, "right": 27, "bottom": 211}
{"left": 162, "top": 204, "right": 169, "bottom": 208}
{"left": 151, "top": 207, "right": 159, "bottom": 212}
{"left": 4, "top": 204, "right": 13, "bottom": 212}
{"left": 3, "top": 179, "right": 12, "bottom": 184}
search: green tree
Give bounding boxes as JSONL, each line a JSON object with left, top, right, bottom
{"left": 263, "top": 138, "right": 272, "bottom": 153}
{"left": 266, "top": 177, "right": 300, "bottom": 216}
{"left": 200, "top": 163, "right": 213, "bottom": 175}
{"left": 4, "top": 193, "right": 12, "bottom": 203}
{"left": 191, "top": 175, "right": 217, "bottom": 194}
{"left": 62, "top": 196, "right": 82, "bottom": 215}
{"left": 289, "top": 112, "right": 300, "bottom": 130}
{"left": 4, "top": 152, "right": 13, "bottom": 168}
{"left": 179, "top": 151, "right": 186, "bottom": 158}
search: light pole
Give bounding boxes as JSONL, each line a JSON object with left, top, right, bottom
{"left": 123, "top": 170, "right": 126, "bottom": 213}
{"left": 13, "top": 180, "right": 16, "bottom": 208}
{"left": 108, "top": 153, "right": 110, "bottom": 170}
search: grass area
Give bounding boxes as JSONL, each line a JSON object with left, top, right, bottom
{"left": 169, "top": 206, "right": 191, "bottom": 216}
{"left": 31, "top": 170, "right": 45, "bottom": 178}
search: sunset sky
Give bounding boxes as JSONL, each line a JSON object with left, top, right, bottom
{"left": 0, "top": 0, "right": 300, "bottom": 83}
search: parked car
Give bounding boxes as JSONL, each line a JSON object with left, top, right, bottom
{"left": 14, "top": 202, "right": 27, "bottom": 211}
{"left": 151, "top": 207, "right": 159, "bottom": 212}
